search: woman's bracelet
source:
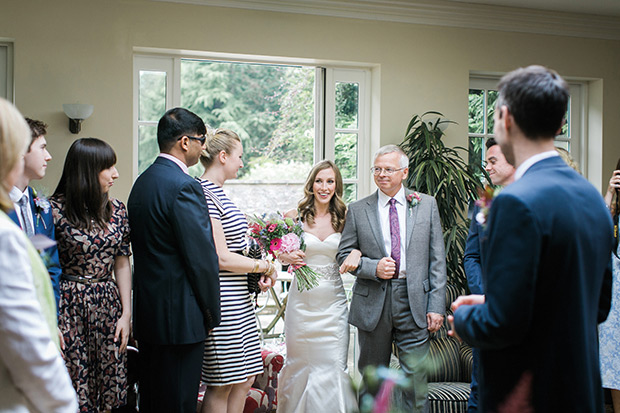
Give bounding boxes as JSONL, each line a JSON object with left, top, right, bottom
{"left": 251, "top": 259, "right": 260, "bottom": 273}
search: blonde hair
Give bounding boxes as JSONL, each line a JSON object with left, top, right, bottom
{"left": 199, "top": 128, "right": 242, "bottom": 171}
{"left": 555, "top": 147, "right": 580, "bottom": 173}
{"left": 0, "top": 99, "right": 30, "bottom": 213}
{"left": 297, "top": 160, "right": 347, "bottom": 232}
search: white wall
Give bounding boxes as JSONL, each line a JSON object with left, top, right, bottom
{"left": 1, "top": 0, "right": 619, "bottom": 200}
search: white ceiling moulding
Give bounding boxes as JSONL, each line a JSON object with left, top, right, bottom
{"left": 151, "top": 0, "right": 620, "bottom": 40}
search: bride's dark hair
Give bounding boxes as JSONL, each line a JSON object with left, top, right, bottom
{"left": 298, "top": 160, "right": 346, "bottom": 232}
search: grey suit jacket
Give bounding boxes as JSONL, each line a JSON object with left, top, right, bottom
{"left": 337, "top": 189, "right": 446, "bottom": 331}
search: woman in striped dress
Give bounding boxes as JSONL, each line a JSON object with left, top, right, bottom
{"left": 198, "top": 128, "right": 277, "bottom": 413}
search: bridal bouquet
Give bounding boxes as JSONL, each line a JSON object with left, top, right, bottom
{"left": 248, "top": 213, "right": 319, "bottom": 292}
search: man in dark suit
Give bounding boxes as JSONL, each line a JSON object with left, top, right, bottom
{"left": 128, "top": 108, "right": 220, "bottom": 413}
{"left": 8, "top": 118, "right": 61, "bottom": 308}
{"left": 450, "top": 66, "right": 613, "bottom": 412}
{"left": 462, "top": 137, "right": 515, "bottom": 412}
{"left": 337, "top": 145, "right": 446, "bottom": 412}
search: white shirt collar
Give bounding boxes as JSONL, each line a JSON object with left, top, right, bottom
{"left": 9, "top": 186, "right": 28, "bottom": 203}
{"left": 158, "top": 153, "right": 189, "bottom": 175}
{"left": 378, "top": 185, "right": 406, "bottom": 207}
{"left": 514, "top": 151, "right": 559, "bottom": 181}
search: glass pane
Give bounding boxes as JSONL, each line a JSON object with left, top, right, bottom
{"left": 559, "top": 100, "right": 570, "bottom": 136}
{"left": 554, "top": 140, "right": 570, "bottom": 151}
{"left": 468, "top": 136, "right": 485, "bottom": 183}
{"left": 335, "top": 82, "right": 359, "bottom": 129}
{"left": 335, "top": 133, "right": 358, "bottom": 180}
{"left": 486, "top": 90, "right": 498, "bottom": 134}
{"left": 468, "top": 89, "right": 484, "bottom": 134}
{"left": 138, "top": 125, "right": 158, "bottom": 174}
{"left": 139, "top": 71, "right": 166, "bottom": 122}
{"left": 343, "top": 183, "right": 357, "bottom": 204}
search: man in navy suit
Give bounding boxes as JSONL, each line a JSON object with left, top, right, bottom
{"left": 463, "top": 137, "right": 515, "bottom": 412}
{"left": 128, "top": 108, "right": 220, "bottom": 413}
{"left": 8, "top": 118, "right": 61, "bottom": 308}
{"left": 450, "top": 66, "right": 613, "bottom": 411}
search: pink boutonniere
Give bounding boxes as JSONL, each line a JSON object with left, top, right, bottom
{"left": 406, "top": 192, "right": 421, "bottom": 216}
{"left": 32, "top": 188, "right": 50, "bottom": 229}
{"left": 474, "top": 185, "right": 501, "bottom": 229}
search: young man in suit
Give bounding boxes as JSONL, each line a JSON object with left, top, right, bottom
{"left": 128, "top": 108, "right": 220, "bottom": 413}
{"left": 463, "top": 138, "right": 515, "bottom": 412}
{"left": 337, "top": 144, "right": 446, "bottom": 412}
{"left": 450, "top": 66, "right": 613, "bottom": 412}
{"left": 8, "top": 118, "right": 61, "bottom": 308}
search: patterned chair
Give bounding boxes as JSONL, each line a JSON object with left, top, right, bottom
{"left": 197, "top": 349, "right": 284, "bottom": 413}
{"left": 427, "top": 284, "right": 473, "bottom": 413}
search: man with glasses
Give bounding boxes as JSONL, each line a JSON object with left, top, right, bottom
{"left": 338, "top": 144, "right": 446, "bottom": 412}
{"left": 463, "top": 137, "right": 515, "bottom": 412}
{"left": 128, "top": 107, "right": 220, "bottom": 413}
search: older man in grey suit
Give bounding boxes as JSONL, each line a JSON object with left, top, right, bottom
{"left": 337, "top": 144, "right": 446, "bottom": 412}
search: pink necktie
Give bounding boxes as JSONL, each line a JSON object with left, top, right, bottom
{"left": 389, "top": 198, "right": 400, "bottom": 279}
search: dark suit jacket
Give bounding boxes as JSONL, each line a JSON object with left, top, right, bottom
{"left": 128, "top": 156, "right": 220, "bottom": 345}
{"left": 463, "top": 204, "right": 485, "bottom": 295}
{"left": 9, "top": 186, "right": 61, "bottom": 308}
{"left": 454, "top": 156, "right": 613, "bottom": 412}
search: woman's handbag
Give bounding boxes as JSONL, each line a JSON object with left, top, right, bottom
{"left": 246, "top": 240, "right": 263, "bottom": 296}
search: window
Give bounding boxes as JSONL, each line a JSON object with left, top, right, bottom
{"left": 468, "top": 76, "right": 585, "bottom": 179}
{"left": 134, "top": 54, "right": 371, "bottom": 215}
{"left": 0, "top": 41, "right": 14, "bottom": 101}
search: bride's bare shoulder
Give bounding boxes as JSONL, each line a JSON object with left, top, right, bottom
{"left": 284, "top": 209, "right": 298, "bottom": 219}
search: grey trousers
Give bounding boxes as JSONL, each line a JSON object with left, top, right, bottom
{"left": 357, "top": 279, "right": 430, "bottom": 413}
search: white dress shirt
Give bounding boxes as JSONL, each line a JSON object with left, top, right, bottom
{"left": 159, "top": 153, "right": 189, "bottom": 175}
{"left": 0, "top": 214, "right": 77, "bottom": 413}
{"left": 514, "top": 150, "right": 559, "bottom": 181}
{"left": 377, "top": 186, "right": 407, "bottom": 279}
{"left": 9, "top": 186, "right": 34, "bottom": 233}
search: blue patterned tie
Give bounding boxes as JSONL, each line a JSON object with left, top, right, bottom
{"left": 18, "top": 195, "right": 34, "bottom": 237}
{"left": 389, "top": 198, "right": 400, "bottom": 279}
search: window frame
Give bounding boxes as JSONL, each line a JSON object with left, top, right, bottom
{"left": 133, "top": 52, "right": 375, "bottom": 200}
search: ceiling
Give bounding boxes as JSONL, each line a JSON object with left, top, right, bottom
{"left": 446, "top": 0, "right": 620, "bottom": 17}
{"left": 153, "top": 0, "right": 620, "bottom": 40}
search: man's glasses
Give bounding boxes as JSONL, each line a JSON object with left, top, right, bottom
{"left": 370, "top": 166, "right": 406, "bottom": 176}
{"left": 178, "top": 135, "right": 207, "bottom": 145}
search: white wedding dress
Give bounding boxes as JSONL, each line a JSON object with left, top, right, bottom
{"left": 277, "top": 232, "right": 357, "bottom": 413}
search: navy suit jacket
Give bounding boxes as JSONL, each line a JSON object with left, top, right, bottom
{"left": 8, "top": 186, "right": 61, "bottom": 308}
{"left": 128, "top": 156, "right": 220, "bottom": 345}
{"left": 463, "top": 204, "right": 485, "bottom": 295}
{"left": 454, "top": 156, "right": 613, "bottom": 412}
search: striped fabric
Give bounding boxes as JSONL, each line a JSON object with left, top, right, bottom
{"left": 428, "top": 382, "right": 471, "bottom": 413}
{"left": 198, "top": 179, "right": 248, "bottom": 252}
{"left": 202, "top": 275, "right": 263, "bottom": 385}
{"left": 426, "top": 283, "right": 472, "bottom": 413}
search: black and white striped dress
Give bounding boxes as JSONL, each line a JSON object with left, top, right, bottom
{"left": 198, "top": 179, "right": 263, "bottom": 386}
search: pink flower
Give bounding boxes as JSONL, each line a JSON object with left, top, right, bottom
{"left": 268, "top": 224, "right": 277, "bottom": 233}
{"left": 270, "top": 238, "right": 282, "bottom": 252}
{"left": 279, "top": 233, "right": 301, "bottom": 253}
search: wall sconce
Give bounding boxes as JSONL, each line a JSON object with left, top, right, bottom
{"left": 62, "top": 104, "right": 94, "bottom": 134}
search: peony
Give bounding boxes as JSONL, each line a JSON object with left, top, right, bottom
{"left": 279, "top": 233, "right": 301, "bottom": 253}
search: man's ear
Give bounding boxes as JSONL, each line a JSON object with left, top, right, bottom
{"left": 178, "top": 136, "right": 190, "bottom": 152}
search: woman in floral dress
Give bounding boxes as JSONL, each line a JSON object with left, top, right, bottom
{"left": 51, "top": 138, "right": 132, "bottom": 412}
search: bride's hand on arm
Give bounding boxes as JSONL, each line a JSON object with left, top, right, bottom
{"left": 277, "top": 250, "right": 305, "bottom": 267}
{"left": 340, "top": 249, "right": 362, "bottom": 274}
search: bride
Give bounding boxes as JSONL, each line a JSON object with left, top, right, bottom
{"left": 277, "top": 160, "right": 360, "bottom": 413}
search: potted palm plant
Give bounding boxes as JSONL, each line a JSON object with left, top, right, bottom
{"left": 400, "top": 111, "right": 485, "bottom": 291}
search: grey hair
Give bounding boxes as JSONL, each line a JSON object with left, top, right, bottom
{"left": 373, "top": 144, "right": 409, "bottom": 168}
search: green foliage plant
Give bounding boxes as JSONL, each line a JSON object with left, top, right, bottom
{"left": 400, "top": 111, "right": 485, "bottom": 290}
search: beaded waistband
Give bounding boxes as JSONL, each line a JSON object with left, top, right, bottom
{"left": 62, "top": 274, "right": 111, "bottom": 285}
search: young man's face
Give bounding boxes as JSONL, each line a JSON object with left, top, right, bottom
{"left": 24, "top": 135, "right": 52, "bottom": 181}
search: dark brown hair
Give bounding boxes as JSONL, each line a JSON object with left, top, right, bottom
{"left": 52, "top": 138, "right": 117, "bottom": 230}
{"left": 25, "top": 117, "right": 48, "bottom": 149}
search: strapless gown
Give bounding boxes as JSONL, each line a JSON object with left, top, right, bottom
{"left": 277, "top": 232, "right": 357, "bottom": 413}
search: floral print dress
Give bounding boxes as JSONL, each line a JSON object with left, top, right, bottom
{"left": 51, "top": 197, "right": 131, "bottom": 412}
